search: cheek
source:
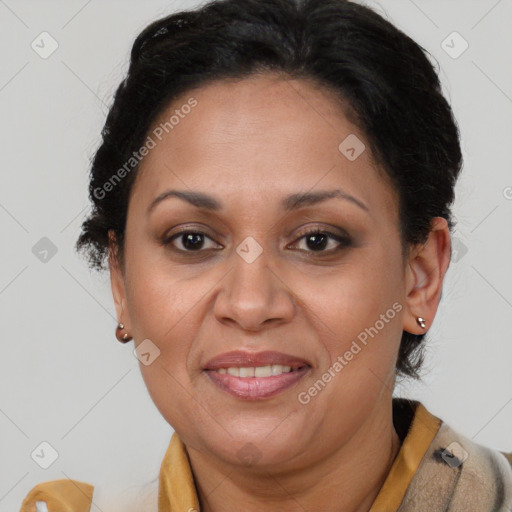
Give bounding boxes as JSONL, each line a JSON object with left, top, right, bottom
{"left": 304, "top": 250, "right": 404, "bottom": 392}
{"left": 298, "top": 259, "right": 404, "bottom": 421}
{"left": 310, "top": 254, "right": 402, "bottom": 333}
{"left": 126, "top": 254, "right": 204, "bottom": 335}
{"left": 124, "top": 265, "right": 195, "bottom": 373}
{"left": 125, "top": 268, "right": 209, "bottom": 430}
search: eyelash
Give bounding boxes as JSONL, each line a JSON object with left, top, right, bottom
{"left": 162, "top": 227, "right": 351, "bottom": 257}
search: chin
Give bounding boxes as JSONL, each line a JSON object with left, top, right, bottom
{"left": 198, "top": 426, "right": 310, "bottom": 470}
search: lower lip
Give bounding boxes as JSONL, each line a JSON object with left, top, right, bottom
{"left": 204, "top": 367, "right": 310, "bottom": 400}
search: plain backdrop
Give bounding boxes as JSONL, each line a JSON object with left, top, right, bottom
{"left": 1, "top": 1, "right": 511, "bottom": 511}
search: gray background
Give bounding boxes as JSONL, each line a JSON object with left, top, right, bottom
{"left": 1, "top": 1, "right": 511, "bottom": 511}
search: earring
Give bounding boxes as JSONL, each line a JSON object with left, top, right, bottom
{"left": 116, "top": 323, "right": 133, "bottom": 343}
{"left": 416, "top": 317, "right": 427, "bottom": 329}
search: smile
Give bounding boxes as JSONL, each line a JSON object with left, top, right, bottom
{"left": 215, "top": 364, "right": 297, "bottom": 377}
{"left": 204, "top": 366, "right": 310, "bottom": 399}
{"left": 202, "top": 350, "right": 312, "bottom": 399}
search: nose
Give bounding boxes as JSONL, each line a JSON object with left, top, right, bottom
{"left": 213, "top": 244, "right": 296, "bottom": 332}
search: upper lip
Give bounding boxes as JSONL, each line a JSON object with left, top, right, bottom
{"left": 203, "top": 350, "right": 311, "bottom": 370}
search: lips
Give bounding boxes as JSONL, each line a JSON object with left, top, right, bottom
{"left": 203, "top": 350, "right": 312, "bottom": 400}
{"left": 203, "top": 350, "right": 311, "bottom": 370}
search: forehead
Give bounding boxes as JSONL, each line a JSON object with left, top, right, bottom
{"left": 130, "top": 73, "right": 398, "bottom": 224}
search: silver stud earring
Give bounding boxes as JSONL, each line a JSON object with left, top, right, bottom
{"left": 416, "top": 317, "right": 427, "bottom": 329}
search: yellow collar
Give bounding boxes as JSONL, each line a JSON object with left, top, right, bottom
{"left": 158, "top": 431, "right": 201, "bottom": 512}
{"left": 368, "top": 400, "right": 441, "bottom": 511}
{"left": 19, "top": 399, "right": 440, "bottom": 512}
{"left": 158, "top": 399, "right": 441, "bottom": 512}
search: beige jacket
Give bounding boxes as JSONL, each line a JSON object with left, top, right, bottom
{"left": 397, "top": 415, "right": 512, "bottom": 511}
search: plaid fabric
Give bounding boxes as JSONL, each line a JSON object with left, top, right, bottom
{"left": 398, "top": 419, "right": 512, "bottom": 511}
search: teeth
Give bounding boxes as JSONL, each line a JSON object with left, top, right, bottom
{"left": 239, "top": 367, "right": 254, "bottom": 377}
{"left": 217, "top": 365, "right": 295, "bottom": 377}
{"left": 274, "top": 364, "right": 291, "bottom": 375}
{"left": 255, "top": 365, "right": 272, "bottom": 377}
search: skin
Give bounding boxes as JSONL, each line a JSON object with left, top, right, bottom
{"left": 109, "top": 72, "right": 451, "bottom": 512}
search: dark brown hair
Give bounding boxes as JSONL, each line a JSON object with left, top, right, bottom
{"left": 76, "top": 0, "right": 463, "bottom": 379}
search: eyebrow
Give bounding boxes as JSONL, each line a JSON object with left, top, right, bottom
{"left": 147, "top": 188, "right": 369, "bottom": 215}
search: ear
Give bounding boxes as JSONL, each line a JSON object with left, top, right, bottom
{"left": 403, "top": 217, "right": 451, "bottom": 334}
{"left": 108, "top": 230, "right": 131, "bottom": 329}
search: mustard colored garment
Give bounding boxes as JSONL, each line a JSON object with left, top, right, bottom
{"left": 19, "top": 399, "right": 512, "bottom": 511}
{"left": 19, "top": 479, "right": 93, "bottom": 512}
{"left": 368, "top": 401, "right": 441, "bottom": 511}
{"left": 158, "top": 432, "right": 200, "bottom": 512}
{"left": 18, "top": 401, "right": 438, "bottom": 512}
{"left": 158, "top": 401, "right": 440, "bottom": 512}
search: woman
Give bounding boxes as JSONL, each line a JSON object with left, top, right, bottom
{"left": 19, "top": 0, "right": 512, "bottom": 511}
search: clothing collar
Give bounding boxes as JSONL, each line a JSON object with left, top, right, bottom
{"left": 157, "top": 398, "right": 441, "bottom": 512}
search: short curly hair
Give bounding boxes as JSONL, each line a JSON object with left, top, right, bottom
{"left": 76, "top": 0, "right": 463, "bottom": 380}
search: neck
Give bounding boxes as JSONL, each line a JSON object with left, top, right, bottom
{"left": 186, "top": 399, "right": 402, "bottom": 512}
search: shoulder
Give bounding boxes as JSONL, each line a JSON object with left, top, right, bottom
{"left": 19, "top": 479, "right": 94, "bottom": 512}
{"left": 400, "top": 419, "right": 512, "bottom": 511}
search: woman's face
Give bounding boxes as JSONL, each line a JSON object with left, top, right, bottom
{"left": 110, "top": 73, "right": 426, "bottom": 470}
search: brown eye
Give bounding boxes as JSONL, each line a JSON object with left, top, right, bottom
{"left": 290, "top": 228, "right": 351, "bottom": 255}
{"left": 163, "top": 230, "right": 221, "bottom": 252}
